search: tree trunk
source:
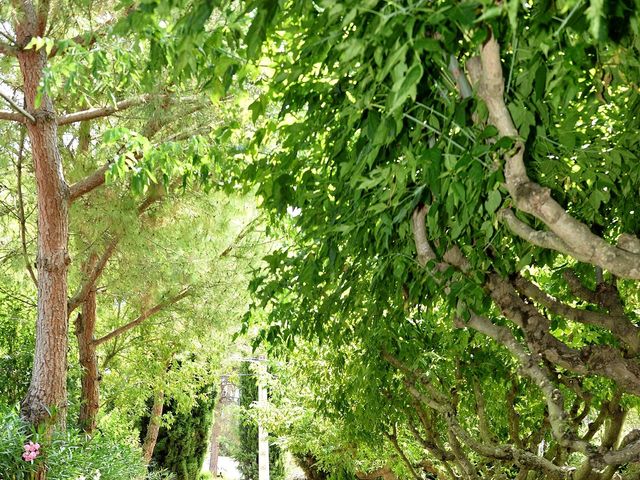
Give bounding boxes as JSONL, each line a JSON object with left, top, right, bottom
{"left": 74, "top": 257, "right": 99, "bottom": 433}
{"left": 209, "top": 393, "right": 224, "bottom": 475}
{"left": 143, "top": 389, "right": 165, "bottom": 464}
{"left": 16, "top": 4, "right": 70, "bottom": 429}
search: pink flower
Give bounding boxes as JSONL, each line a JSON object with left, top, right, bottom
{"left": 22, "top": 441, "right": 40, "bottom": 462}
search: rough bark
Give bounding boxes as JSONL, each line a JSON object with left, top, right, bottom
{"left": 142, "top": 389, "right": 165, "bottom": 464}
{"left": 74, "top": 257, "right": 99, "bottom": 434}
{"left": 16, "top": 2, "right": 70, "bottom": 428}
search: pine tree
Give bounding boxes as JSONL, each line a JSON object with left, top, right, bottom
{"left": 143, "top": 383, "right": 217, "bottom": 480}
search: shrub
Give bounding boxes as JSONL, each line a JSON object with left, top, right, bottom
{"left": 0, "top": 407, "right": 147, "bottom": 480}
{"left": 144, "top": 385, "right": 217, "bottom": 480}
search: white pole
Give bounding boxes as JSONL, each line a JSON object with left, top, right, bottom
{"left": 257, "top": 358, "right": 269, "bottom": 480}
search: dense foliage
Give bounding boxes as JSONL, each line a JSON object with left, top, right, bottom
{"left": 3, "top": 0, "right": 640, "bottom": 479}
{"left": 0, "top": 0, "right": 259, "bottom": 478}
{"left": 147, "top": 383, "right": 217, "bottom": 480}
{"left": 241, "top": 0, "right": 640, "bottom": 479}
{"left": 0, "top": 407, "right": 146, "bottom": 480}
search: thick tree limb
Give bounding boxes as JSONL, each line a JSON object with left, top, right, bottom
{"left": 57, "top": 94, "right": 201, "bottom": 125}
{"left": 57, "top": 95, "right": 155, "bottom": 125}
{"left": 94, "top": 287, "right": 191, "bottom": 346}
{"left": 0, "top": 110, "right": 24, "bottom": 122}
{"left": 487, "top": 274, "right": 640, "bottom": 395}
{"left": 562, "top": 270, "right": 600, "bottom": 304}
{"left": 412, "top": 205, "right": 436, "bottom": 267}
{"left": 464, "top": 313, "right": 589, "bottom": 454}
{"left": 514, "top": 276, "right": 640, "bottom": 354}
{"left": 470, "top": 34, "right": 640, "bottom": 279}
{"left": 448, "top": 417, "right": 572, "bottom": 480}
{"left": 500, "top": 209, "right": 580, "bottom": 257}
{"left": 69, "top": 162, "right": 111, "bottom": 202}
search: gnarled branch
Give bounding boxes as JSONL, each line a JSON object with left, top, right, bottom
{"left": 470, "top": 33, "right": 640, "bottom": 279}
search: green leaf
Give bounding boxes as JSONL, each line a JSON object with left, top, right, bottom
{"left": 586, "top": 0, "right": 606, "bottom": 40}
{"left": 390, "top": 63, "right": 423, "bottom": 112}
{"left": 485, "top": 190, "right": 502, "bottom": 214}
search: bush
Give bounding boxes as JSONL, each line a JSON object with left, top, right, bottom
{"left": 144, "top": 385, "right": 217, "bottom": 480}
{"left": 0, "top": 407, "right": 147, "bottom": 480}
{"left": 0, "top": 407, "right": 36, "bottom": 479}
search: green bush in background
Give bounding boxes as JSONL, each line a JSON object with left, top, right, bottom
{"left": 145, "top": 385, "right": 217, "bottom": 480}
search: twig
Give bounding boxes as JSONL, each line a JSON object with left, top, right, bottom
{"left": 0, "top": 91, "right": 35, "bottom": 122}
{"left": 15, "top": 128, "right": 38, "bottom": 286}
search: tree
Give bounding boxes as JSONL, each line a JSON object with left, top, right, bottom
{"left": 0, "top": 0, "right": 244, "bottom": 430}
{"left": 142, "top": 375, "right": 217, "bottom": 480}
{"left": 244, "top": 0, "right": 640, "bottom": 478}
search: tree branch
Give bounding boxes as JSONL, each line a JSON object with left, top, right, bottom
{"left": 69, "top": 162, "right": 111, "bottom": 202}
{"left": 499, "top": 209, "right": 579, "bottom": 257}
{"left": 562, "top": 270, "right": 599, "bottom": 304}
{"left": 218, "top": 216, "right": 261, "bottom": 258}
{"left": 0, "top": 40, "right": 18, "bottom": 56}
{"left": 0, "top": 110, "right": 24, "bottom": 122}
{"left": 385, "top": 428, "right": 422, "bottom": 480}
{"left": 94, "top": 287, "right": 191, "bottom": 346}
{"left": 57, "top": 95, "right": 155, "bottom": 125}
{"left": 15, "top": 128, "right": 37, "bottom": 286}
{"left": 470, "top": 33, "right": 640, "bottom": 279}
{"left": 514, "top": 275, "right": 640, "bottom": 354}
{"left": 57, "top": 94, "right": 201, "bottom": 125}
{"left": 464, "top": 313, "right": 589, "bottom": 454}
{"left": 67, "top": 237, "right": 118, "bottom": 314}
{"left": 0, "top": 91, "right": 34, "bottom": 123}
{"left": 487, "top": 273, "right": 640, "bottom": 396}
{"left": 412, "top": 205, "right": 436, "bottom": 267}
{"left": 68, "top": 187, "right": 165, "bottom": 314}
{"left": 447, "top": 415, "right": 572, "bottom": 480}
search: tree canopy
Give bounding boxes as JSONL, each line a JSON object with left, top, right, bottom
{"left": 2, "top": 0, "right": 640, "bottom": 479}
{"left": 242, "top": 1, "right": 640, "bottom": 479}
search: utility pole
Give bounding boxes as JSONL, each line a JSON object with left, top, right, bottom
{"left": 257, "top": 355, "right": 269, "bottom": 480}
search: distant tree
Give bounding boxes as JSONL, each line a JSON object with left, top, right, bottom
{"left": 142, "top": 381, "right": 217, "bottom": 480}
